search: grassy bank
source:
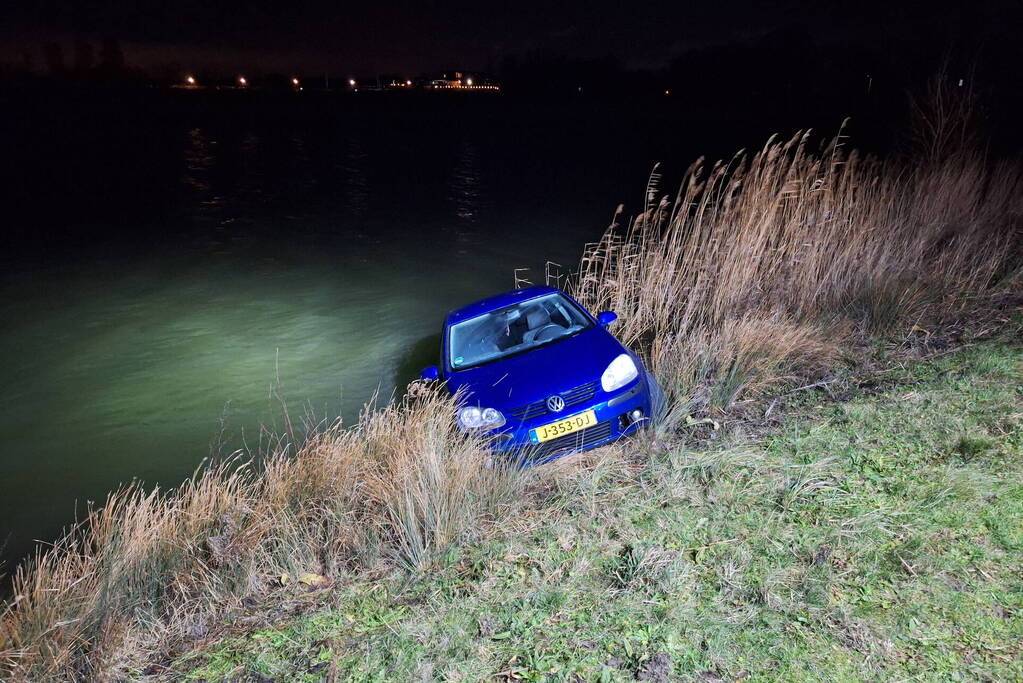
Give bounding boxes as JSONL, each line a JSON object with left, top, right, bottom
{"left": 170, "top": 339, "right": 1023, "bottom": 681}
{"left": 2, "top": 108, "right": 1021, "bottom": 678}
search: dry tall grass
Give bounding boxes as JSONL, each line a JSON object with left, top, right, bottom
{"left": 0, "top": 392, "right": 529, "bottom": 680}
{"left": 2, "top": 123, "right": 1021, "bottom": 679}
{"left": 569, "top": 127, "right": 1021, "bottom": 417}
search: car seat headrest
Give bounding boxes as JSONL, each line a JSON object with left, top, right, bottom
{"left": 524, "top": 305, "right": 550, "bottom": 330}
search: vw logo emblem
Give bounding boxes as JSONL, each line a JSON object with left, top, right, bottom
{"left": 546, "top": 395, "right": 566, "bottom": 413}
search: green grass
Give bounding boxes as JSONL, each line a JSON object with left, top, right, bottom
{"left": 168, "top": 342, "right": 1022, "bottom": 681}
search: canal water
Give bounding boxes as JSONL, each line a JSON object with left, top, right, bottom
{"left": 0, "top": 91, "right": 846, "bottom": 572}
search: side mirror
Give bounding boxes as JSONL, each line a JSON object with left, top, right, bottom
{"left": 419, "top": 365, "right": 440, "bottom": 381}
{"left": 597, "top": 311, "right": 618, "bottom": 327}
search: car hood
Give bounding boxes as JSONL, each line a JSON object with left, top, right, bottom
{"left": 445, "top": 326, "right": 630, "bottom": 410}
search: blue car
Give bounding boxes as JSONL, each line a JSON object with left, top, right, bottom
{"left": 420, "top": 285, "right": 660, "bottom": 462}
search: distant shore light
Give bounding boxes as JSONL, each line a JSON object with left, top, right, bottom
{"left": 466, "top": 78, "right": 473, "bottom": 86}
{"left": 292, "top": 77, "right": 300, "bottom": 86}
{"left": 349, "top": 78, "right": 356, "bottom": 86}
{"left": 406, "top": 79, "right": 412, "bottom": 86}
{"left": 185, "top": 75, "right": 196, "bottom": 85}
{"left": 238, "top": 76, "right": 248, "bottom": 86}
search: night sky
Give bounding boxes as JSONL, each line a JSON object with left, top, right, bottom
{"left": 3, "top": 0, "right": 1020, "bottom": 76}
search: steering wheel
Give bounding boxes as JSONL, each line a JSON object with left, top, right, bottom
{"left": 532, "top": 323, "right": 564, "bottom": 342}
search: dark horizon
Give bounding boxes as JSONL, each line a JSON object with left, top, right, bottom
{"left": 3, "top": 0, "right": 1022, "bottom": 78}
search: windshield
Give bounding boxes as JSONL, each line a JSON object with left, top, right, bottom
{"left": 448, "top": 293, "right": 594, "bottom": 370}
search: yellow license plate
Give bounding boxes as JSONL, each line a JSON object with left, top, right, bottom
{"left": 530, "top": 410, "right": 597, "bottom": 443}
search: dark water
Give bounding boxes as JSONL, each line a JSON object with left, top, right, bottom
{"left": 0, "top": 90, "right": 860, "bottom": 573}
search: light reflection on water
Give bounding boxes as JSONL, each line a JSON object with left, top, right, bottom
{"left": 0, "top": 250, "right": 464, "bottom": 571}
{"left": 341, "top": 135, "right": 369, "bottom": 218}
{"left": 450, "top": 139, "right": 482, "bottom": 223}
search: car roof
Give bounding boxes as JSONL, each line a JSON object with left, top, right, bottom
{"left": 445, "top": 285, "right": 563, "bottom": 325}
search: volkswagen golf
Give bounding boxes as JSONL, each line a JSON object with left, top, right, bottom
{"left": 420, "top": 285, "right": 660, "bottom": 462}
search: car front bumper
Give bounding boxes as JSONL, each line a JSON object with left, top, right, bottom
{"left": 489, "top": 373, "right": 657, "bottom": 463}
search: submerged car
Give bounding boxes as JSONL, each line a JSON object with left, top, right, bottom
{"left": 420, "top": 285, "right": 661, "bottom": 462}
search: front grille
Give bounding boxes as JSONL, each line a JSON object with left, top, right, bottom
{"left": 508, "top": 380, "right": 599, "bottom": 422}
{"left": 525, "top": 420, "right": 613, "bottom": 461}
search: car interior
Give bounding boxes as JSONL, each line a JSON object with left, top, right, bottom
{"left": 450, "top": 294, "right": 588, "bottom": 368}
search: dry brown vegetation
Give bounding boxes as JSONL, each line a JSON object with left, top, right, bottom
{"left": 2, "top": 112, "right": 1021, "bottom": 678}
{"left": 0, "top": 394, "right": 531, "bottom": 679}
{"left": 571, "top": 125, "right": 1021, "bottom": 420}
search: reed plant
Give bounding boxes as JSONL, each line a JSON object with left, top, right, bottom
{"left": 0, "top": 392, "right": 530, "bottom": 679}
{"left": 569, "top": 127, "right": 1021, "bottom": 417}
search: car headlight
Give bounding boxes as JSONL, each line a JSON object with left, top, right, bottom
{"left": 601, "top": 353, "right": 639, "bottom": 392}
{"left": 458, "top": 406, "right": 507, "bottom": 429}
